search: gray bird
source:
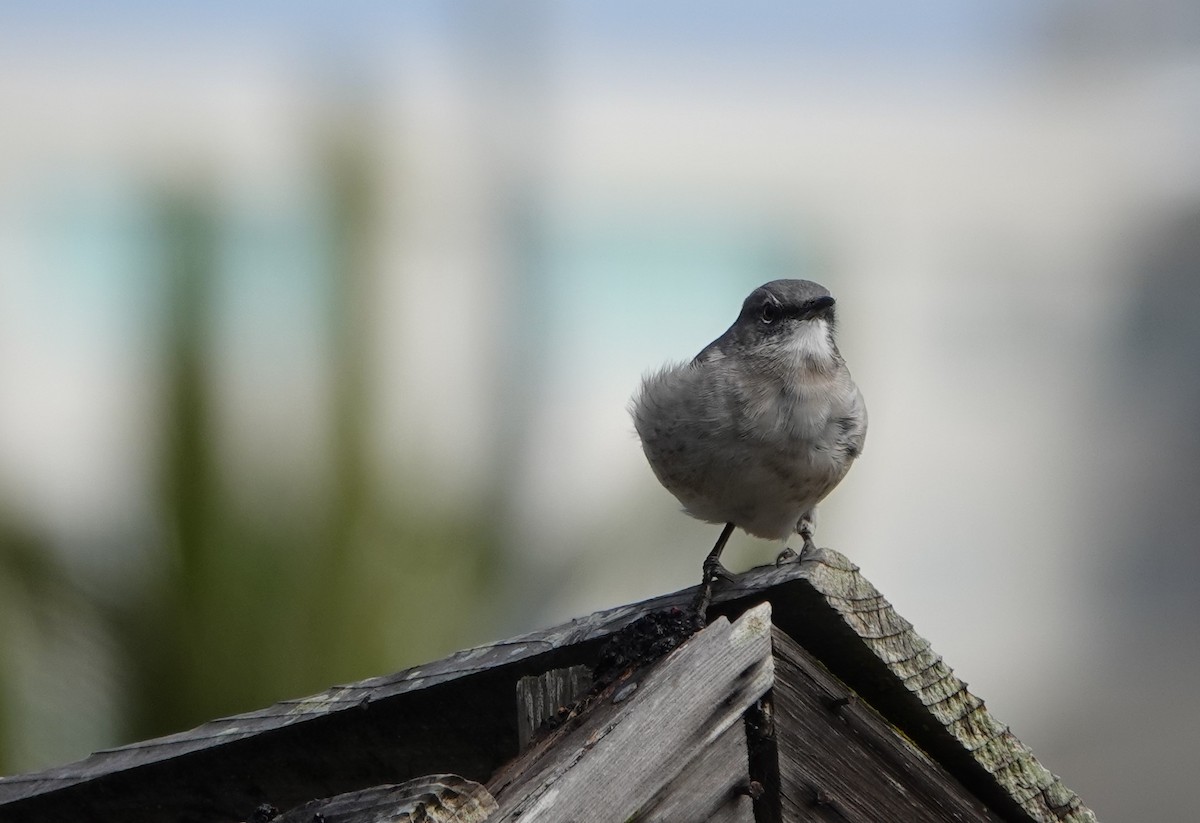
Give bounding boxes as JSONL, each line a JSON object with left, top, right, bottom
{"left": 631, "top": 279, "right": 867, "bottom": 597}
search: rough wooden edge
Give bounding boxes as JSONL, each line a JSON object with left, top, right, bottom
{"left": 0, "top": 564, "right": 799, "bottom": 804}
{"left": 272, "top": 774, "right": 497, "bottom": 823}
{"left": 770, "top": 627, "right": 1004, "bottom": 822}
{"left": 0, "top": 549, "right": 1095, "bottom": 823}
{"left": 515, "top": 666, "right": 592, "bottom": 752}
{"left": 799, "top": 548, "right": 1097, "bottom": 823}
{"left": 487, "top": 603, "right": 774, "bottom": 821}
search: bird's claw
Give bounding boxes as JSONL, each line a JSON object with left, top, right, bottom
{"left": 702, "top": 557, "right": 736, "bottom": 583}
{"left": 775, "top": 538, "right": 817, "bottom": 566}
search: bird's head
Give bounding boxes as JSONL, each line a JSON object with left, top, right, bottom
{"left": 726, "top": 279, "right": 840, "bottom": 372}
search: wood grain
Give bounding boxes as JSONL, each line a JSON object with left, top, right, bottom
{"left": 0, "top": 549, "right": 1095, "bottom": 823}
{"left": 0, "top": 563, "right": 797, "bottom": 819}
{"left": 795, "top": 549, "right": 1096, "bottom": 823}
{"left": 515, "top": 666, "right": 592, "bottom": 752}
{"left": 635, "top": 722, "right": 755, "bottom": 823}
{"left": 272, "top": 774, "right": 497, "bottom": 823}
{"left": 487, "top": 603, "right": 773, "bottom": 822}
{"left": 771, "top": 627, "right": 1004, "bottom": 822}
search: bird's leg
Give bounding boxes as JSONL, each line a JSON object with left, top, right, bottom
{"left": 692, "top": 522, "right": 736, "bottom": 620}
{"left": 702, "top": 522, "right": 737, "bottom": 583}
{"left": 776, "top": 511, "right": 817, "bottom": 565}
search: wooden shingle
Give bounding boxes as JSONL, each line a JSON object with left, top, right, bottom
{"left": 0, "top": 549, "right": 1095, "bottom": 822}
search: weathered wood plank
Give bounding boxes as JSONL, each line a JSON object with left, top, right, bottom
{"left": 771, "top": 627, "right": 1004, "bottom": 822}
{"left": 0, "top": 548, "right": 1094, "bottom": 823}
{"left": 636, "top": 721, "right": 754, "bottom": 823}
{"left": 487, "top": 603, "right": 774, "bottom": 822}
{"left": 796, "top": 549, "right": 1096, "bottom": 823}
{"left": 0, "top": 680, "right": 518, "bottom": 823}
{"left": 272, "top": 774, "right": 496, "bottom": 823}
{"left": 0, "top": 563, "right": 798, "bottom": 820}
{"left": 515, "top": 666, "right": 592, "bottom": 752}
{"left": 0, "top": 568, "right": 793, "bottom": 822}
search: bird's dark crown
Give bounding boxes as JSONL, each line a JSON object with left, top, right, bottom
{"left": 737, "top": 279, "right": 836, "bottom": 326}
{"left": 693, "top": 279, "right": 840, "bottom": 365}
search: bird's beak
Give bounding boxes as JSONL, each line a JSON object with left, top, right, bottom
{"left": 804, "top": 296, "right": 836, "bottom": 319}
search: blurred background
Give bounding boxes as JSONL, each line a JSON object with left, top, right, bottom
{"left": 1, "top": 1, "right": 1199, "bottom": 818}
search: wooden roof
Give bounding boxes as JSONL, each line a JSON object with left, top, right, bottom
{"left": 0, "top": 549, "right": 1095, "bottom": 822}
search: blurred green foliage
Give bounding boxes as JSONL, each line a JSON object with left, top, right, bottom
{"left": 0, "top": 119, "right": 502, "bottom": 771}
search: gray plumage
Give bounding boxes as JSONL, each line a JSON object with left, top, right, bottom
{"left": 631, "top": 279, "right": 866, "bottom": 558}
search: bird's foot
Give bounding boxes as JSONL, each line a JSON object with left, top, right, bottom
{"left": 692, "top": 556, "right": 735, "bottom": 623}
{"left": 775, "top": 536, "right": 818, "bottom": 566}
{"left": 702, "top": 555, "right": 736, "bottom": 583}
{"left": 693, "top": 522, "right": 737, "bottom": 624}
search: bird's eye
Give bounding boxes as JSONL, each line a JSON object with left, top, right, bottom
{"left": 760, "top": 303, "right": 780, "bottom": 324}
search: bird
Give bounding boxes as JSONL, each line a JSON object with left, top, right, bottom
{"left": 631, "top": 279, "right": 866, "bottom": 608}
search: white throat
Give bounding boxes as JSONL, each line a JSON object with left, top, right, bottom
{"left": 786, "top": 318, "right": 837, "bottom": 370}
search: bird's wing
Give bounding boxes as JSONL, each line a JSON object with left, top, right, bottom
{"left": 692, "top": 330, "right": 733, "bottom": 365}
{"left": 838, "top": 384, "right": 868, "bottom": 459}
